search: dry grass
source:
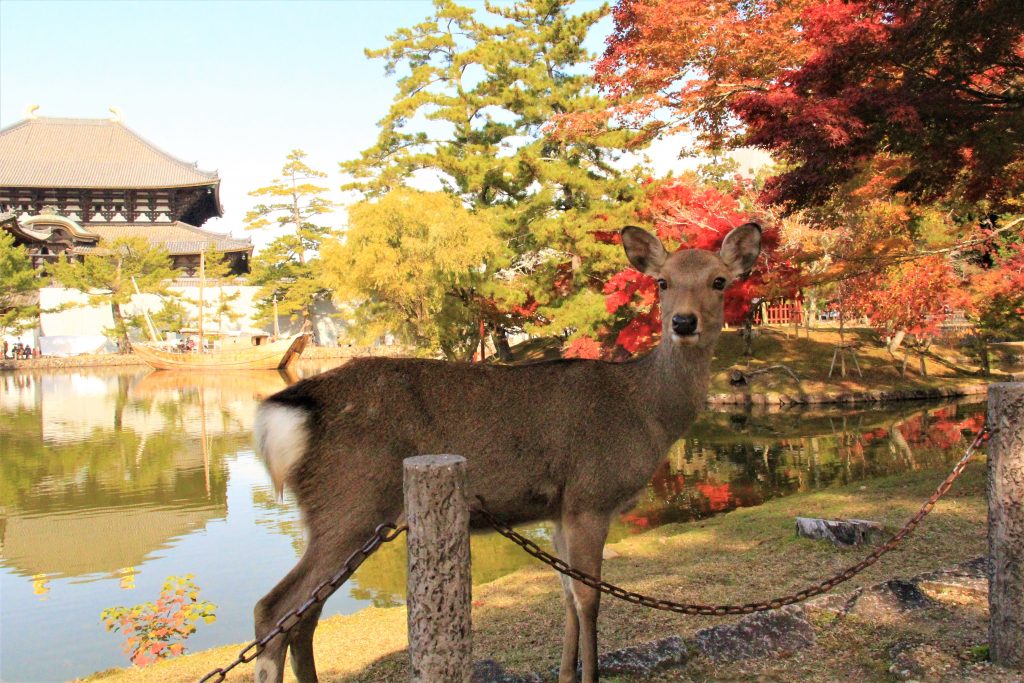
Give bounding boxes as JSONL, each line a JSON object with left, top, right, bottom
{"left": 708, "top": 327, "right": 1005, "bottom": 396}
{"left": 85, "top": 457, "right": 990, "bottom": 683}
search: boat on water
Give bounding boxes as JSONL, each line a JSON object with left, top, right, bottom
{"left": 133, "top": 334, "right": 308, "bottom": 371}
{"left": 132, "top": 248, "right": 310, "bottom": 372}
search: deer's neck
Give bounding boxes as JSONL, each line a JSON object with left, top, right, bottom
{"left": 634, "top": 340, "right": 714, "bottom": 440}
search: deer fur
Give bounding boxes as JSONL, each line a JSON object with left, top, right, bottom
{"left": 253, "top": 222, "right": 762, "bottom": 683}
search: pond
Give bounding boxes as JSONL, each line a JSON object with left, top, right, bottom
{"left": 0, "top": 364, "right": 986, "bottom": 682}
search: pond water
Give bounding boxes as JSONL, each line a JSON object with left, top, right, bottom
{"left": 0, "top": 364, "right": 986, "bottom": 682}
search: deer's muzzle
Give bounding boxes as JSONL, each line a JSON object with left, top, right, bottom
{"left": 671, "top": 313, "right": 698, "bottom": 337}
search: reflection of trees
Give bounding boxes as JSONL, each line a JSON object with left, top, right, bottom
{"left": 0, "top": 393, "right": 237, "bottom": 578}
{"left": 1, "top": 368, "right": 290, "bottom": 580}
{"left": 617, "top": 400, "right": 986, "bottom": 532}
{"left": 0, "top": 408, "right": 229, "bottom": 512}
{"left": 252, "top": 486, "right": 306, "bottom": 555}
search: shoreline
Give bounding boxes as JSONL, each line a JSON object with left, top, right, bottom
{"left": 706, "top": 381, "right": 996, "bottom": 407}
{"left": 0, "top": 345, "right": 382, "bottom": 371}
{"left": 3, "top": 353, "right": 1001, "bottom": 407}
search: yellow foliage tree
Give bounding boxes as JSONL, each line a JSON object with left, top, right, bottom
{"left": 322, "top": 189, "right": 503, "bottom": 359}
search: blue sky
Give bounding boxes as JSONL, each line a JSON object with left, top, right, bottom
{"left": 0, "top": 1, "right": 608, "bottom": 240}
{"left": 0, "top": 1, "right": 765, "bottom": 247}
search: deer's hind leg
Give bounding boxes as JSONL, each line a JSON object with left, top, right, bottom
{"left": 254, "top": 543, "right": 329, "bottom": 683}
{"left": 254, "top": 503, "right": 402, "bottom": 683}
{"left": 287, "top": 603, "right": 324, "bottom": 682}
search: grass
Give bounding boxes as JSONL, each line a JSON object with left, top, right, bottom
{"left": 708, "top": 326, "right": 1011, "bottom": 397}
{"left": 84, "top": 454, "right": 992, "bottom": 683}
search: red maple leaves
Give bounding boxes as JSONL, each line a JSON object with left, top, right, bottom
{"left": 595, "top": 179, "right": 787, "bottom": 356}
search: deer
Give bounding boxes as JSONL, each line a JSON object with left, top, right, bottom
{"left": 252, "top": 221, "right": 762, "bottom": 683}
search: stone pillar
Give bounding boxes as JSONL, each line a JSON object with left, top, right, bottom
{"left": 988, "top": 383, "right": 1024, "bottom": 670}
{"left": 404, "top": 455, "right": 472, "bottom": 682}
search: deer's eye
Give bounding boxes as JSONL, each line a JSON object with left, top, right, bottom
{"left": 712, "top": 277, "right": 727, "bottom": 291}
{"left": 657, "top": 278, "right": 668, "bottom": 290}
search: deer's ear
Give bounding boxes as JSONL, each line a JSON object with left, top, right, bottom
{"left": 621, "top": 226, "right": 668, "bottom": 277}
{"left": 720, "top": 222, "right": 762, "bottom": 278}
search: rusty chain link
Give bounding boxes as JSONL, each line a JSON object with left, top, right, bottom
{"left": 197, "top": 522, "right": 406, "bottom": 683}
{"left": 479, "top": 425, "right": 990, "bottom": 617}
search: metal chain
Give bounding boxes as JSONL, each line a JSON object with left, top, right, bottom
{"left": 479, "top": 425, "right": 989, "bottom": 617}
{"left": 197, "top": 522, "right": 406, "bottom": 683}
{"left": 195, "top": 424, "right": 987, "bottom": 681}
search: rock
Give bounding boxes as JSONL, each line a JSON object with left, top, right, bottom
{"left": 545, "top": 636, "right": 689, "bottom": 680}
{"left": 596, "top": 635, "right": 688, "bottom": 675}
{"left": 471, "top": 659, "right": 543, "bottom": 683}
{"left": 803, "top": 593, "right": 848, "bottom": 619}
{"left": 694, "top": 604, "right": 815, "bottom": 662}
{"left": 915, "top": 556, "right": 989, "bottom": 603}
{"left": 795, "top": 517, "right": 886, "bottom": 546}
{"left": 846, "top": 579, "right": 934, "bottom": 618}
{"left": 602, "top": 546, "right": 620, "bottom": 560}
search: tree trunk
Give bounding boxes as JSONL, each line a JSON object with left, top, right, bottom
{"left": 977, "top": 336, "right": 991, "bottom": 376}
{"left": 304, "top": 305, "right": 320, "bottom": 346}
{"left": 742, "top": 307, "right": 755, "bottom": 356}
{"left": 492, "top": 327, "right": 513, "bottom": 362}
{"left": 111, "top": 301, "right": 131, "bottom": 353}
{"left": 918, "top": 337, "right": 932, "bottom": 377}
{"left": 888, "top": 329, "right": 906, "bottom": 353}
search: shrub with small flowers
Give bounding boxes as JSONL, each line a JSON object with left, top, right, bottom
{"left": 100, "top": 574, "right": 217, "bottom": 666}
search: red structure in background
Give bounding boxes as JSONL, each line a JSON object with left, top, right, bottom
{"left": 755, "top": 297, "right": 804, "bottom": 325}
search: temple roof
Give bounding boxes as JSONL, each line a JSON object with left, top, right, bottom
{"left": 75, "top": 222, "right": 253, "bottom": 256}
{"left": 0, "top": 117, "right": 220, "bottom": 189}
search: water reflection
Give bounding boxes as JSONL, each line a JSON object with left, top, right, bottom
{"left": 621, "top": 404, "right": 985, "bottom": 530}
{"left": 0, "top": 366, "right": 985, "bottom": 682}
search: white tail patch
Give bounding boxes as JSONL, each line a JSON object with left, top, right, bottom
{"left": 254, "top": 402, "right": 310, "bottom": 500}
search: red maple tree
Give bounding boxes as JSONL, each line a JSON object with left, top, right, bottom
{"left": 591, "top": 179, "right": 787, "bottom": 356}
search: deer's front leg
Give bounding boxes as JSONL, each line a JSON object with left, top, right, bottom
{"left": 553, "top": 523, "right": 580, "bottom": 682}
{"left": 559, "top": 510, "right": 611, "bottom": 683}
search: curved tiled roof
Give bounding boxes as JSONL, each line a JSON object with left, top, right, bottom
{"left": 79, "top": 222, "right": 252, "bottom": 255}
{"left": 0, "top": 117, "right": 220, "bottom": 189}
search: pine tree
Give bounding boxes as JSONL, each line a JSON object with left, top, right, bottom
{"left": 246, "top": 150, "right": 335, "bottom": 343}
{"left": 342, "top": 0, "right": 644, "bottom": 354}
{"left": 0, "top": 231, "right": 39, "bottom": 336}
{"left": 48, "top": 237, "right": 175, "bottom": 352}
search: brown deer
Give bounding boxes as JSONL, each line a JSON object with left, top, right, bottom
{"left": 253, "top": 222, "right": 762, "bottom": 683}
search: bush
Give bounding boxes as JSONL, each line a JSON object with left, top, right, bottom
{"left": 100, "top": 574, "right": 217, "bottom": 666}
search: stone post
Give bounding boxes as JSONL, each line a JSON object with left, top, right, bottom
{"left": 404, "top": 455, "right": 472, "bottom": 682}
{"left": 988, "top": 383, "right": 1024, "bottom": 670}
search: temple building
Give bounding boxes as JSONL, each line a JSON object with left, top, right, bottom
{"left": 0, "top": 109, "right": 252, "bottom": 275}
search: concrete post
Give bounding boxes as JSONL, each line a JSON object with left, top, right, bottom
{"left": 403, "top": 455, "right": 472, "bottom": 682}
{"left": 988, "top": 383, "right": 1024, "bottom": 670}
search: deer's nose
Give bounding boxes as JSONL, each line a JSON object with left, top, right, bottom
{"left": 671, "top": 313, "right": 698, "bottom": 336}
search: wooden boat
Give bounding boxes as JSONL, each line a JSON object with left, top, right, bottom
{"left": 133, "top": 334, "right": 308, "bottom": 371}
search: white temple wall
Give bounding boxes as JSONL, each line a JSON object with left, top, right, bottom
{"left": 26, "top": 286, "right": 344, "bottom": 355}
